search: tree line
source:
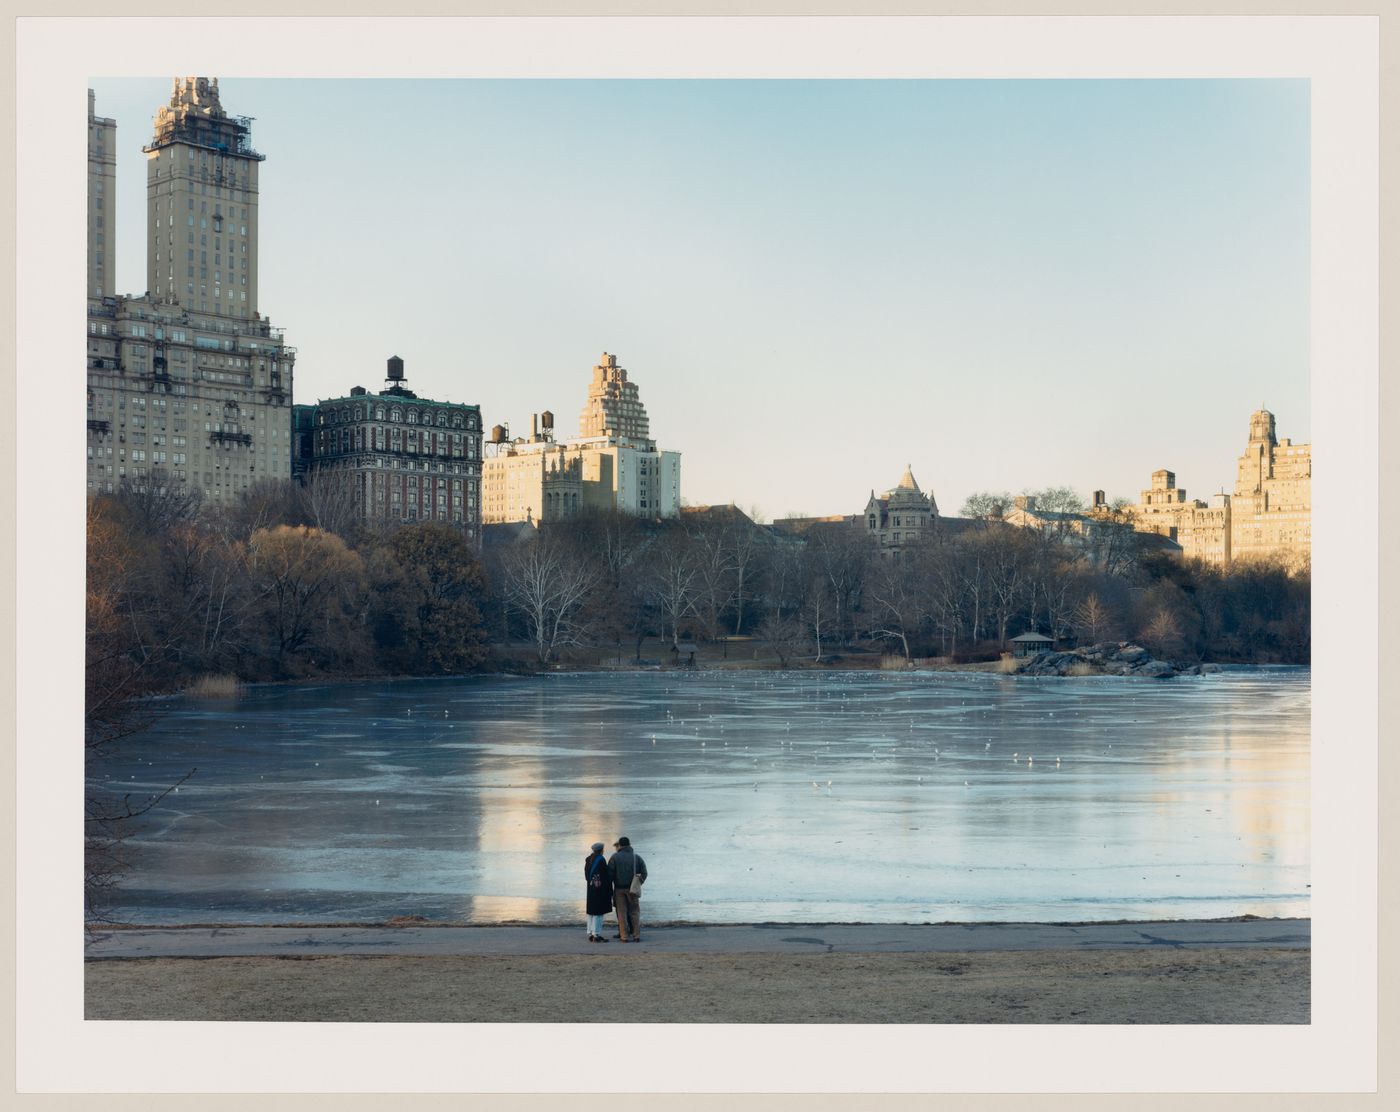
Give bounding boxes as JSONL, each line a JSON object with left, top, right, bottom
{"left": 86, "top": 478, "right": 1309, "bottom": 696}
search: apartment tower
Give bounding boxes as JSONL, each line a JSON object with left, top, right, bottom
{"left": 86, "top": 78, "right": 296, "bottom": 503}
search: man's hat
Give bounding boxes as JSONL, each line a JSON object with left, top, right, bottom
{"left": 614, "top": 836, "right": 631, "bottom": 847}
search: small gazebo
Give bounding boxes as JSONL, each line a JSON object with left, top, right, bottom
{"left": 1010, "top": 631, "right": 1054, "bottom": 658}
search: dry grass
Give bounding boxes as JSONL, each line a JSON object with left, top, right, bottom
{"left": 184, "top": 673, "right": 243, "bottom": 698}
{"left": 995, "top": 655, "right": 1021, "bottom": 674}
{"left": 1067, "top": 661, "right": 1098, "bottom": 676}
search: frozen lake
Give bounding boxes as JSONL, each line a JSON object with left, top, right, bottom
{"left": 94, "top": 668, "right": 1310, "bottom": 925}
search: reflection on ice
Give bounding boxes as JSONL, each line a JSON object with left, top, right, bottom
{"left": 98, "top": 668, "right": 1310, "bottom": 925}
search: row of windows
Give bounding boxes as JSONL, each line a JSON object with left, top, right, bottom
{"left": 319, "top": 405, "right": 477, "bottom": 430}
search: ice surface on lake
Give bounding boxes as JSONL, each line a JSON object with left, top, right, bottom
{"left": 95, "top": 668, "right": 1310, "bottom": 924}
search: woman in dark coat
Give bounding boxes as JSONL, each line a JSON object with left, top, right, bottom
{"left": 584, "top": 841, "right": 613, "bottom": 942}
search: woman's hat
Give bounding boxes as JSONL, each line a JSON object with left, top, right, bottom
{"left": 591, "top": 842, "right": 605, "bottom": 852}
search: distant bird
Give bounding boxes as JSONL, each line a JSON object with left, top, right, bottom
{"left": 964, "top": 781, "right": 970, "bottom": 787}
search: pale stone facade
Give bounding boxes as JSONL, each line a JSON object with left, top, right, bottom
{"left": 86, "top": 79, "right": 296, "bottom": 504}
{"left": 1128, "top": 409, "right": 1310, "bottom": 568}
{"left": 1230, "top": 409, "right": 1310, "bottom": 565}
{"left": 1129, "top": 469, "right": 1231, "bottom": 566}
{"left": 292, "top": 357, "right": 483, "bottom": 538}
{"left": 144, "top": 77, "right": 261, "bottom": 320}
{"left": 579, "top": 352, "right": 650, "bottom": 440}
{"left": 482, "top": 353, "right": 681, "bottom": 524}
{"left": 863, "top": 466, "right": 937, "bottom": 553}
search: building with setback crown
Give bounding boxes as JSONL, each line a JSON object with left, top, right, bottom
{"left": 481, "top": 352, "right": 681, "bottom": 525}
{"left": 1128, "top": 409, "right": 1309, "bottom": 568}
{"left": 86, "top": 78, "right": 296, "bottom": 501}
{"left": 293, "top": 356, "right": 483, "bottom": 537}
{"left": 1230, "top": 408, "right": 1310, "bottom": 566}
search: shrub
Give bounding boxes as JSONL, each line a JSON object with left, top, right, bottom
{"left": 185, "top": 673, "right": 242, "bottom": 698}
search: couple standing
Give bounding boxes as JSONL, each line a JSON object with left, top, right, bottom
{"left": 584, "top": 836, "right": 648, "bottom": 943}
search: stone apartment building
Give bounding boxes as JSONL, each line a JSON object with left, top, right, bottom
{"left": 86, "top": 78, "right": 296, "bottom": 502}
{"left": 482, "top": 352, "right": 681, "bottom": 525}
{"left": 1129, "top": 408, "right": 1310, "bottom": 567}
{"left": 1130, "top": 470, "right": 1232, "bottom": 566}
{"left": 292, "top": 357, "right": 483, "bottom": 538}
{"left": 1230, "top": 408, "right": 1311, "bottom": 565}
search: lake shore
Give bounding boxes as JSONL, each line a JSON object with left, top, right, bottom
{"left": 85, "top": 948, "right": 1308, "bottom": 1024}
{"left": 85, "top": 919, "right": 1309, "bottom": 1024}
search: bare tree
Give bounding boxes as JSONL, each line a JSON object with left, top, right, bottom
{"left": 1021, "top": 486, "right": 1085, "bottom": 514}
{"left": 499, "top": 530, "right": 601, "bottom": 664}
{"left": 685, "top": 514, "right": 739, "bottom": 641}
{"left": 756, "top": 612, "right": 809, "bottom": 669}
{"left": 959, "top": 490, "right": 1012, "bottom": 522}
{"left": 110, "top": 475, "right": 205, "bottom": 535}
{"left": 861, "top": 553, "right": 926, "bottom": 661}
{"left": 800, "top": 573, "right": 835, "bottom": 663}
{"left": 645, "top": 526, "right": 701, "bottom": 647}
{"left": 806, "top": 524, "right": 870, "bottom": 648}
{"left": 1073, "top": 592, "right": 1120, "bottom": 644}
{"left": 299, "top": 469, "right": 364, "bottom": 541}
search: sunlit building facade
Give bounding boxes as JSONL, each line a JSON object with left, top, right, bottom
{"left": 482, "top": 352, "right": 681, "bottom": 525}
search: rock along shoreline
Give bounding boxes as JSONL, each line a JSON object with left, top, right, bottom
{"left": 1011, "top": 641, "right": 1223, "bottom": 679}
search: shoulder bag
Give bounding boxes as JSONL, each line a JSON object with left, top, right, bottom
{"left": 628, "top": 853, "right": 643, "bottom": 896}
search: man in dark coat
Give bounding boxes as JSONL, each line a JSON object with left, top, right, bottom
{"left": 585, "top": 841, "right": 613, "bottom": 942}
{"left": 608, "top": 836, "right": 648, "bottom": 942}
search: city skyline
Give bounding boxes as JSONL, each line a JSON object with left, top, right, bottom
{"left": 86, "top": 76, "right": 1309, "bottom": 520}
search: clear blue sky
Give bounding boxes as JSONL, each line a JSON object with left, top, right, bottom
{"left": 89, "top": 78, "right": 1309, "bottom": 519}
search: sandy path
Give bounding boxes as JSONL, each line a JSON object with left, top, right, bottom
{"left": 85, "top": 947, "right": 1308, "bottom": 1023}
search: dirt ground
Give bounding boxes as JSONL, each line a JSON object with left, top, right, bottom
{"left": 85, "top": 947, "right": 1308, "bottom": 1023}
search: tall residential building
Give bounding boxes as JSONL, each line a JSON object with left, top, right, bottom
{"left": 292, "top": 357, "right": 484, "bottom": 537}
{"left": 144, "top": 75, "right": 263, "bottom": 320}
{"left": 1230, "top": 408, "right": 1311, "bottom": 565}
{"left": 86, "top": 78, "right": 296, "bottom": 503}
{"left": 1127, "top": 409, "right": 1309, "bottom": 567}
{"left": 482, "top": 352, "right": 682, "bottom": 524}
